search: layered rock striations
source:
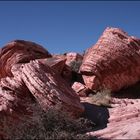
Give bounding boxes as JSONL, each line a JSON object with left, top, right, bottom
{"left": 1, "top": 27, "right": 140, "bottom": 139}
{"left": 0, "top": 40, "right": 84, "bottom": 117}
{"left": 0, "top": 40, "right": 84, "bottom": 139}
{"left": 22, "top": 60, "right": 84, "bottom": 116}
{"left": 0, "top": 40, "right": 51, "bottom": 78}
{"left": 87, "top": 96, "right": 140, "bottom": 139}
{"left": 80, "top": 27, "right": 140, "bottom": 92}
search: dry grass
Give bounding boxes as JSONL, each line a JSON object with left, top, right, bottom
{"left": 85, "top": 89, "right": 112, "bottom": 107}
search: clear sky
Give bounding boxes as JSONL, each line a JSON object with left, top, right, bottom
{"left": 0, "top": 1, "right": 140, "bottom": 54}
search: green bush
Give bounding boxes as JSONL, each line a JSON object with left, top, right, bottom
{"left": 4, "top": 106, "right": 95, "bottom": 140}
{"left": 69, "top": 60, "right": 82, "bottom": 73}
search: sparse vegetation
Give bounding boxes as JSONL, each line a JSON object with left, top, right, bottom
{"left": 3, "top": 106, "right": 95, "bottom": 140}
{"left": 88, "top": 89, "right": 112, "bottom": 107}
{"left": 69, "top": 60, "right": 82, "bottom": 73}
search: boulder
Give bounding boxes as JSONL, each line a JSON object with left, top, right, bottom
{"left": 80, "top": 27, "right": 140, "bottom": 92}
{"left": 48, "top": 54, "right": 73, "bottom": 83}
{"left": 0, "top": 58, "right": 84, "bottom": 138}
{"left": 72, "top": 82, "right": 89, "bottom": 97}
{"left": 0, "top": 40, "right": 51, "bottom": 78}
{"left": 50, "top": 53, "right": 83, "bottom": 83}
{"left": 22, "top": 60, "right": 84, "bottom": 117}
{"left": 0, "top": 40, "right": 85, "bottom": 138}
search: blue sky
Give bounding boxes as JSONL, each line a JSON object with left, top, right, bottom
{"left": 0, "top": 1, "right": 140, "bottom": 54}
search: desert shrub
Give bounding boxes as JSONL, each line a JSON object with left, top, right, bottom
{"left": 4, "top": 106, "right": 95, "bottom": 140}
{"left": 69, "top": 60, "right": 82, "bottom": 73}
{"left": 88, "top": 89, "right": 112, "bottom": 107}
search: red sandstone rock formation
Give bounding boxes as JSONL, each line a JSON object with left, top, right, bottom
{"left": 1, "top": 28, "right": 140, "bottom": 139}
{"left": 38, "top": 57, "right": 66, "bottom": 74}
{"left": 22, "top": 60, "right": 84, "bottom": 117}
{"left": 72, "top": 82, "right": 89, "bottom": 97}
{"left": 86, "top": 97, "right": 140, "bottom": 139}
{"left": 0, "top": 40, "right": 85, "bottom": 139}
{"left": 0, "top": 40, "right": 51, "bottom": 78}
{"left": 80, "top": 27, "right": 140, "bottom": 92}
{"left": 0, "top": 75, "right": 35, "bottom": 139}
{"left": 0, "top": 40, "right": 84, "bottom": 118}
{"left": 51, "top": 53, "right": 83, "bottom": 83}
{"left": 47, "top": 54, "right": 73, "bottom": 83}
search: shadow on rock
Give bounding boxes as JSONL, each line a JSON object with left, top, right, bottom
{"left": 82, "top": 102, "right": 109, "bottom": 131}
{"left": 113, "top": 81, "right": 140, "bottom": 99}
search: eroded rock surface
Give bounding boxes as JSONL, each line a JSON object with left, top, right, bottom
{"left": 1, "top": 28, "right": 140, "bottom": 139}
{"left": 82, "top": 84, "right": 140, "bottom": 139}
{"left": 22, "top": 60, "right": 84, "bottom": 117}
{"left": 0, "top": 75, "right": 36, "bottom": 139}
{"left": 87, "top": 97, "right": 140, "bottom": 139}
{"left": 72, "top": 82, "right": 89, "bottom": 97}
{"left": 0, "top": 41, "right": 84, "bottom": 139}
{"left": 38, "top": 57, "right": 66, "bottom": 74}
{"left": 0, "top": 40, "right": 51, "bottom": 78}
{"left": 80, "top": 27, "right": 140, "bottom": 92}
